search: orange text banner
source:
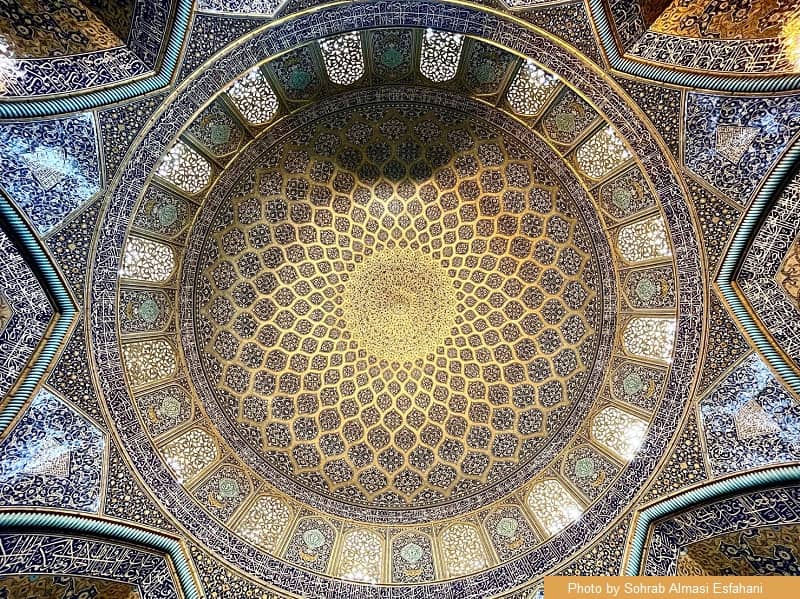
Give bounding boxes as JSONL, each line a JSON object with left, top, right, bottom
{"left": 544, "top": 577, "right": 799, "bottom": 599}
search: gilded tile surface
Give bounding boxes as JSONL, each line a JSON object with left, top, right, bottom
{"left": 0, "top": 0, "right": 123, "bottom": 58}
{"left": 651, "top": 0, "right": 793, "bottom": 40}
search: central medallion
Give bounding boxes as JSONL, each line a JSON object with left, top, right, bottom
{"left": 342, "top": 247, "right": 457, "bottom": 364}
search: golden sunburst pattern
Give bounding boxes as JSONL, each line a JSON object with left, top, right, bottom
{"left": 195, "top": 105, "right": 601, "bottom": 507}
{"left": 342, "top": 247, "right": 458, "bottom": 363}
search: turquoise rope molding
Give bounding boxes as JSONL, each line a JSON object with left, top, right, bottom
{"left": 716, "top": 142, "right": 800, "bottom": 397}
{"left": 586, "top": 0, "right": 800, "bottom": 93}
{"left": 0, "top": 0, "right": 192, "bottom": 119}
{"left": 0, "top": 511, "right": 201, "bottom": 599}
{"left": 625, "top": 464, "right": 800, "bottom": 575}
{"left": 0, "top": 192, "right": 78, "bottom": 434}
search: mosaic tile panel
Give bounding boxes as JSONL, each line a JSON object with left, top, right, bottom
{"left": 541, "top": 88, "right": 599, "bottom": 146}
{"left": 0, "top": 532, "right": 182, "bottom": 598}
{"left": 643, "top": 485, "right": 800, "bottom": 575}
{"left": 595, "top": 166, "right": 657, "bottom": 223}
{"left": 135, "top": 383, "right": 194, "bottom": 438}
{"left": 697, "top": 291, "right": 750, "bottom": 394}
{"left": 193, "top": 463, "right": 253, "bottom": 522}
{"left": 267, "top": 45, "right": 323, "bottom": 103}
{"left": 47, "top": 318, "right": 105, "bottom": 426}
{"left": 0, "top": 227, "right": 52, "bottom": 399}
{"left": 119, "top": 288, "right": 175, "bottom": 333}
{"left": 484, "top": 505, "right": 539, "bottom": 562}
{"left": 0, "top": 389, "right": 104, "bottom": 511}
{"left": 684, "top": 175, "right": 742, "bottom": 276}
{"left": 44, "top": 197, "right": 101, "bottom": 300}
{"left": 738, "top": 172, "right": 800, "bottom": 370}
{"left": 684, "top": 93, "right": 800, "bottom": 206}
{"left": 283, "top": 517, "right": 336, "bottom": 573}
{"left": 520, "top": 2, "right": 604, "bottom": 67}
{"left": 561, "top": 443, "right": 620, "bottom": 501}
{"left": 609, "top": 359, "right": 666, "bottom": 412}
{"left": 622, "top": 264, "right": 675, "bottom": 310}
{"left": 700, "top": 354, "right": 800, "bottom": 477}
{"left": 99, "top": 93, "right": 168, "bottom": 177}
{"left": 616, "top": 77, "right": 681, "bottom": 158}
{"left": 556, "top": 513, "right": 632, "bottom": 576}
{"left": 463, "top": 39, "right": 517, "bottom": 96}
{"left": 0, "top": 113, "right": 101, "bottom": 234}
{"left": 391, "top": 530, "right": 436, "bottom": 583}
{"left": 186, "top": 99, "right": 247, "bottom": 158}
{"left": 643, "top": 411, "right": 708, "bottom": 502}
{"left": 104, "top": 441, "right": 175, "bottom": 531}
{"left": 370, "top": 28, "right": 414, "bottom": 82}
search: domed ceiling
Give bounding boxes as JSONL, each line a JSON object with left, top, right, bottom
{"left": 103, "top": 10, "right": 694, "bottom": 593}
{"left": 1, "top": 1, "right": 799, "bottom": 598}
{"left": 185, "top": 100, "right": 614, "bottom": 520}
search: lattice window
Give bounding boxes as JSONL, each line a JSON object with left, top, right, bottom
{"left": 420, "top": 29, "right": 463, "bottom": 82}
{"left": 623, "top": 317, "right": 675, "bottom": 362}
{"left": 526, "top": 479, "right": 583, "bottom": 536}
{"left": 337, "top": 529, "right": 383, "bottom": 583}
{"left": 236, "top": 495, "right": 291, "bottom": 551}
{"left": 576, "top": 126, "right": 631, "bottom": 179}
{"left": 506, "top": 60, "right": 559, "bottom": 116}
{"left": 592, "top": 406, "right": 648, "bottom": 460}
{"left": 155, "top": 141, "right": 211, "bottom": 194}
{"left": 161, "top": 428, "right": 218, "bottom": 483}
{"left": 440, "top": 523, "right": 488, "bottom": 577}
{"left": 320, "top": 32, "right": 365, "bottom": 86}
{"left": 121, "top": 339, "right": 177, "bottom": 388}
{"left": 120, "top": 236, "right": 175, "bottom": 282}
{"left": 617, "top": 215, "right": 672, "bottom": 263}
{"left": 227, "top": 67, "right": 279, "bottom": 125}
